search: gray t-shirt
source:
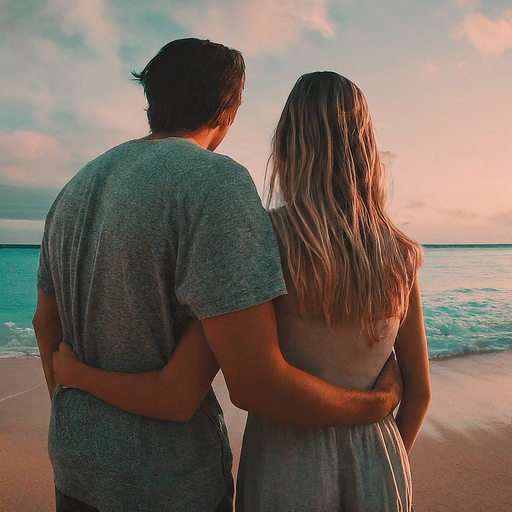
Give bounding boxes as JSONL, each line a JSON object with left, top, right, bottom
{"left": 37, "top": 137, "right": 286, "bottom": 512}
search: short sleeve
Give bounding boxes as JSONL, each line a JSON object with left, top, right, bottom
{"left": 175, "top": 159, "right": 286, "bottom": 319}
{"left": 37, "top": 226, "right": 55, "bottom": 296}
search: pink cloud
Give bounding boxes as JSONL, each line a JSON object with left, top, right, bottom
{"left": 174, "top": 0, "right": 335, "bottom": 56}
{"left": 0, "top": 131, "right": 74, "bottom": 187}
{"left": 0, "top": 0, "right": 148, "bottom": 185}
{"left": 422, "top": 59, "right": 438, "bottom": 75}
{"left": 492, "top": 209, "right": 512, "bottom": 228}
{"left": 454, "top": 0, "right": 477, "bottom": 7}
{"left": 456, "top": 10, "right": 512, "bottom": 55}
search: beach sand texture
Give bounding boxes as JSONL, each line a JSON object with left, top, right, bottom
{"left": 1, "top": 353, "right": 511, "bottom": 512}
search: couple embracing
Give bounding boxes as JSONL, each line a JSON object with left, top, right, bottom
{"left": 34, "top": 38, "right": 430, "bottom": 512}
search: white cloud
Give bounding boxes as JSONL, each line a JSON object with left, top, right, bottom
{"left": 54, "top": 0, "right": 120, "bottom": 62}
{"left": 0, "top": 131, "right": 73, "bottom": 187}
{"left": 0, "top": 0, "right": 144, "bottom": 127}
{"left": 0, "top": 0, "right": 148, "bottom": 187}
{"left": 456, "top": 10, "right": 512, "bottom": 55}
{"left": 174, "top": 0, "right": 335, "bottom": 56}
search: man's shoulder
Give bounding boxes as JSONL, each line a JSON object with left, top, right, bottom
{"left": 196, "top": 152, "right": 250, "bottom": 186}
{"left": 174, "top": 139, "right": 248, "bottom": 177}
{"left": 84, "top": 137, "right": 247, "bottom": 177}
{"left": 53, "top": 138, "right": 255, "bottom": 209}
{"left": 60, "top": 140, "right": 135, "bottom": 184}
{"left": 168, "top": 140, "right": 254, "bottom": 194}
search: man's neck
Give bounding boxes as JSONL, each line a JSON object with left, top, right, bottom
{"left": 146, "top": 126, "right": 226, "bottom": 151}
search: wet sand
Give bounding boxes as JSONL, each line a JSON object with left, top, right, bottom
{"left": 1, "top": 352, "right": 511, "bottom": 511}
{"left": 0, "top": 358, "right": 54, "bottom": 512}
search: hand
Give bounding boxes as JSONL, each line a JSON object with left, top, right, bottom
{"left": 373, "top": 352, "right": 403, "bottom": 413}
{"left": 53, "top": 342, "right": 81, "bottom": 388}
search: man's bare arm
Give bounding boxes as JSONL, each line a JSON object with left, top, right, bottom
{"left": 53, "top": 310, "right": 398, "bottom": 424}
{"left": 33, "top": 290, "right": 63, "bottom": 398}
{"left": 201, "top": 301, "right": 402, "bottom": 427}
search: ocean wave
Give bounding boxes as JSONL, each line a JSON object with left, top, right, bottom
{"left": 428, "top": 345, "right": 512, "bottom": 360}
{"left": 449, "top": 287, "right": 502, "bottom": 294}
{"left": 0, "top": 321, "right": 39, "bottom": 357}
{"left": 422, "top": 288, "right": 512, "bottom": 359}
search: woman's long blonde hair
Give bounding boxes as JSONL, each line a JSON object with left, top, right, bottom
{"left": 267, "top": 72, "right": 422, "bottom": 341}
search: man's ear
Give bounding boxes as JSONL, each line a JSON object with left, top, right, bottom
{"left": 217, "top": 106, "right": 239, "bottom": 129}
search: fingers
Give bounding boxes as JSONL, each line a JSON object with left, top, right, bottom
{"left": 56, "top": 342, "right": 77, "bottom": 359}
{"left": 375, "top": 356, "right": 403, "bottom": 402}
{"left": 380, "top": 357, "right": 399, "bottom": 378}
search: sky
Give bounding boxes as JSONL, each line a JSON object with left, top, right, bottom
{"left": 0, "top": 0, "right": 511, "bottom": 244}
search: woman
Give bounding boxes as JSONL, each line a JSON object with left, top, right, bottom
{"left": 54, "top": 72, "right": 430, "bottom": 511}
{"left": 235, "top": 72, "right": 429, "bottom": 511}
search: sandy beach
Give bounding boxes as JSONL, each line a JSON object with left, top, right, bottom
{"left": 1, "top": 353, "right": 511, "bottom": 512}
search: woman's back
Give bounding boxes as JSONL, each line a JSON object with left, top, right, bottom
{"left": 236, "top": 280, "right": 411, "bottom": 512}
{"left": 274, "top": 288, "right": 399, "bottom": 391}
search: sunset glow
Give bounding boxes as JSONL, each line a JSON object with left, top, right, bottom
{"left": 1, "top": 0, "right": 511, "bottom": 243}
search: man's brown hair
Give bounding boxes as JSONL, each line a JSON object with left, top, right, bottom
{"left": 133, "top": 38, "right": 245, "bottom": 134}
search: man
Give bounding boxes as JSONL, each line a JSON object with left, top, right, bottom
{"left": 33, "top": 38, "right": 401, "bottom": 511}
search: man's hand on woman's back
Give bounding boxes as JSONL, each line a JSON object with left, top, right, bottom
{"left": 373, "top": 352, "right": 403, "bottom": 415}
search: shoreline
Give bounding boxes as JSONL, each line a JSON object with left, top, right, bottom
{"left": 1, "top": 352, "right": 511, "bottom": 511}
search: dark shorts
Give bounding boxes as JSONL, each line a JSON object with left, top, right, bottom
{"left": 55, "top": 488, "right": 99, "bottom": 512}
{"left": 55, "top": 487, "right": 233, "bottom": 512}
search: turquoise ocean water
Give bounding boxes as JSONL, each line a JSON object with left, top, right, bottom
{"left": 0, "top": 245, "right": 511, "bottom": 359}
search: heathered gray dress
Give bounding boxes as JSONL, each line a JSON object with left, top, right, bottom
{"left": 236, "top": 288, "right": 412, "bottom": 512}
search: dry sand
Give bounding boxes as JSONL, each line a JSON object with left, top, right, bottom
{"left": 1, "top": 353, "right": 511, "bottom": 512}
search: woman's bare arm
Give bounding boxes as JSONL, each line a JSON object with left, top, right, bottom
{"left": 394, "top": 277, "right": 431, "bottom": 453}
{"left": 53, "top": 320, "right": 219, "bottom": 421}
